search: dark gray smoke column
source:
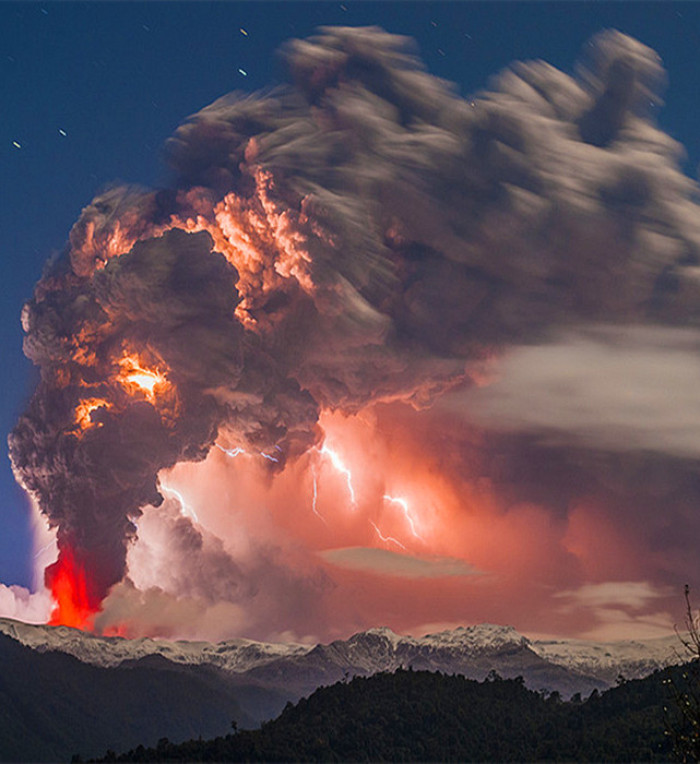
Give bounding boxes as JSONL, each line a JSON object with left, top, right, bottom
{"left": 10, "top": 27, "right": 700, "bottom": 624}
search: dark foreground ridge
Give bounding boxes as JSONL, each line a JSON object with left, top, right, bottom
{"left": 0, "top": 634, "right": 285, "bottom": 763}
{"left": 95, "top": 666, "right": 681, "bottom": 762}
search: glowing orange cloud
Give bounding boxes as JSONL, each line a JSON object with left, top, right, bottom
{"left": 117, "top": 354, "right": 170, "bottom": 404}
{"left": 69, "top": 168, "right": 320, "bottom": 332}
{"left": 73, "top": 397, "right": 111, "bottom": 433}
{"left": 103, "top": 400, "right": 676, "bottom": 643}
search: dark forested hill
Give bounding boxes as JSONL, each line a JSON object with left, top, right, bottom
{"left": 0, "top": 634, "right": 285, "bottom": 762}
{"left": 100, "top": 666, "right": 682, "bottom": 762}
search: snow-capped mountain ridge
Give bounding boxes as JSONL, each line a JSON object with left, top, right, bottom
{"left": 530, "top": 634, "right": 681, "bottom": 682}
{"left": 420, "top": 623, "right": 528, "bottom": 650}
{"left": 0, "top": 617, "right": 679, "bottom": 689}
{"left": 0, "top": 617, "right": 311, "bottom": 672}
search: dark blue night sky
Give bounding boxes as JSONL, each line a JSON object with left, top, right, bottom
{"left": 2, "top": 1, "right": 700, "bottom": 589}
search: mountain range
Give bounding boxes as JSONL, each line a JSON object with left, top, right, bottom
{"left": 0, "top": 618, "right": 683, "bottom": 761}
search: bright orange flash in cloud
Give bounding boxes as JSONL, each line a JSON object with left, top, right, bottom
{"left": 74, "top": 397, "right": 111, "bottom": 432}
{"left": 117, "top": 354, "right": 170, "bottom": 404}
{"left": 48, "top": 550, "right": 97, "bottom": 630}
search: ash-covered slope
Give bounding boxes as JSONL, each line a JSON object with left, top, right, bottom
{"left": 0, "top": 617, "right": 679, "bottom": 701}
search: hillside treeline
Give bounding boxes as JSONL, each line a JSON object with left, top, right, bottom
{"left": 94, "top": 665, "right": 691, "bottom": 762}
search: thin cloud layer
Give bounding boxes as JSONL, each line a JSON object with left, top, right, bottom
{"left": 444, "top": 326, "right": 700, "bottom": 458}
{"left": 320, "top": 547, "right": 480, "bottom": 579}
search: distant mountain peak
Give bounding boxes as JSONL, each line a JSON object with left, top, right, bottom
{"left": 362, "top": 625, "right": 398, "bottom": 636}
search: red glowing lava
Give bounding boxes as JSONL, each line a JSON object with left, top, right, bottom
{"left": 47, "top": 550, "right": 98, "bottom": 630}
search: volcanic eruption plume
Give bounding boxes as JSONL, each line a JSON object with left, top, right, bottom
{"left": 9, "top": 27, "right": 700, "bottom": 638}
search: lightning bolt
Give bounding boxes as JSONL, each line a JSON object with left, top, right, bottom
{"left": 370, "top": 520, "right": 406, "bottom": 550}
{"left": 216, "top": 443, "right": 280, "bottom": 463}
{"left": 160, "top": 481, "right": 199, "bottom": 523}
{"left": 33, "top": 539, "right": 57, "bottom": 560}
{"left": 319, "top": 444, "right": 356, "bottom": 506}
{"left": 310, "top": 466, "right": 327, "bottom": 524}
{"left": 216, "top": 444, "right": 246, "bottom": 458}
{"left": 383, "top": 494, "right": 423, "bottom": 540}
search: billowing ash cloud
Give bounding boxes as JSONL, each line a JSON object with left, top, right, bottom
{"left": 9, "top": 26, "right": 700, "bottom": 630}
